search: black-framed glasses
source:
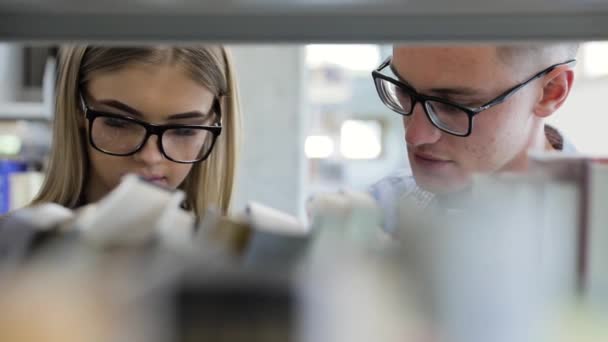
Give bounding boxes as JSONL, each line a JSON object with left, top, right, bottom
{"left": 372, "top": 57, "right": 576, "bottom": 137}
{"left": 80, "top": 95, "right": 222, "bottom": 164}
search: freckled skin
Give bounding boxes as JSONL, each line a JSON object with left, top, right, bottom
{"left": 393, "top": 46, "right": 553, "bottom": 193}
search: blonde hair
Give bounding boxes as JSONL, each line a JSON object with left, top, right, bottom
{"left": 31, "top": 46, "right": 241, "bottom": 220}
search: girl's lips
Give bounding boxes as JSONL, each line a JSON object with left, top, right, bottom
{"left": 122, "top": 172, "right": 168, "bottom": 185}
{"left": 141, "top": 176, "right": 168, "bottom": 185}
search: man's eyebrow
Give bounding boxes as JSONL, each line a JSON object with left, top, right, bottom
{"left": 97, "top": 99, "right": 212, "bottom": 120}
{"left": 428, "top": 86, "right": 482, "bottom": 98}
{"left": 389, "top": 63, "right": 484, "bottom": 98}
{"left": 389, "top": 63, "right": 414, "bottom": 88}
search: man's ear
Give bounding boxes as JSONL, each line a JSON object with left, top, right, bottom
{"left": 533, "top": 67, "right": 575, "bottom": 118}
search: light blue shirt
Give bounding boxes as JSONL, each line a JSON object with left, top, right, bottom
{"left": 369, "top": 126, "right": 577, "bottom": 235}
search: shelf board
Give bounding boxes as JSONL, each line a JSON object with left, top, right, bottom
{"left": 1, "top": 0, "right": 608, "bottom": 42}
{"left": 0, "top": 102, "right": 50, "bottom": 121}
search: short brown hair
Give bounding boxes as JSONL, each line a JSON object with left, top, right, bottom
{"left": 497, "top": 43, "right": 579, "bottom": 67}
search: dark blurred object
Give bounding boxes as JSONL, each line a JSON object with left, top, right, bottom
{"left": 170, "top": 266, "right": 293, "bottom": 342}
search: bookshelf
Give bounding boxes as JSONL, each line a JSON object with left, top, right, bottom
{"left": 0, "top": 102, "right": 49, "bottom": 121}
{"left": 1, "top": 1, "right": 608, "bottom": 340}
{"left": 1, "top": 0, "right": 608, "bottom": 42}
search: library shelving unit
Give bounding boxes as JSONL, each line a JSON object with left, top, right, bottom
{"left": 1, "top": 0, "right": 608, "bottom": 42}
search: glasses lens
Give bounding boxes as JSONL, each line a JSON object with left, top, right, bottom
{"left": 163, "top": 127, "right": 216, "bottom": 162}
{"left": 91, "top": 115, "right": 147, "bottom": 154}
{"left": 424, "top": 100, "right": 470, "bottom": 135}
{"left": 374, "top": 78, "right": 413, "bottom": 115}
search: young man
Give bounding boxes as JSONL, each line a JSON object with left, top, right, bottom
{"left": 370, "top": 44, "right": 578, "bottom": 233}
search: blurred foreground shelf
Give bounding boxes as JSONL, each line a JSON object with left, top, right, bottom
{"left": 2, "top": 0, "right": 608, "bottom": 42}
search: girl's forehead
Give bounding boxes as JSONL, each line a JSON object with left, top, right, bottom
{"left": 85, "top": 64, "right": 215, "bottom": 120}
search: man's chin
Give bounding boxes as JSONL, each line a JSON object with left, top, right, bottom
{"left": 413, "top": 172, "right": 471, "bottom": 194}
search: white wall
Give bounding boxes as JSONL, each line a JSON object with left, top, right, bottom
{"left": 229, "top": 45, "right": 308, "bottom": 218}
{"left": 548, "top": 78, "right": 608, "bottom": 155}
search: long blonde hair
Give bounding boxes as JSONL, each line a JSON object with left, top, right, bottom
{"left": 32, "top": 46, "right": 241, "bottom": 219}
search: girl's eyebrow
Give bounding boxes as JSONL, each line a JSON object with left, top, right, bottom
{"left": 97, "top": 99, "right": 211, "bottom": 120}
{"left": 97, "top": 99, "right": 144, "bottom": 117}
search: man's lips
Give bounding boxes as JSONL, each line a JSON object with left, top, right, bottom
{"left": 413, "top": 151, "right": 451, "bottom": 163}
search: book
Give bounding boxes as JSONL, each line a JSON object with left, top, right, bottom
{"left": 307, "top": 190, "right": 386, "bottom": 260}
{"left": 198, "top": 201, "right": 310, "bottom": 270}
{"left": 9, "top": 171, "right": 44, "bottom": 212}
{"left": 528, "top": 153, "right": 608, "bottom": 295}
{"left": 73, "top": 174, "right": 186, "bottom": 247}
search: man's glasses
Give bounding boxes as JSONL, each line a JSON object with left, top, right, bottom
{"left": 80, "top": 95, "right": 222, "bottom": 163}
{"left": 372, "top": 57, "right": 576, "bottom": 137}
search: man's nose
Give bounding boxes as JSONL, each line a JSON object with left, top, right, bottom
{"left": 405, "top": 102, "right": 442, "bottom": 147}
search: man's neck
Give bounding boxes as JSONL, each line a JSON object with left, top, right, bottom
{"left": 500, "top": 123, "right": 551, "bottom": 173}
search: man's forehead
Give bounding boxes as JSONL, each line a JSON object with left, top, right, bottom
{"left": 390, "top": 45, "right": 512, "bottom": 95}
{"left": 392, "top": 45, "right": 500, "bottom": 70}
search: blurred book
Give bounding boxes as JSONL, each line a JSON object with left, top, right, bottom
{"left": 9, "top": 171, "right": 44, "bottom": 211}
{"left": 306, "top": 190, "right": 388, "bottom": 261}
{"left": 168, "top": 265, "right": 293, "bottom": 342}
{"left": 386, "top": 152, "right": 608, "bottom": 342}
{"left": 199, "top": 201, "right": 310, "bottom": 270}
{"left": 0, "top": 159, "right": 27, "bottom": 214}
{"left": 587, "top": 162, "right": 608, "bottom": 309}
{"left": 2, "top": 174, "right": 313, "bottom": 270}
{"left": 529, "top": 153, "right": 608, "bottom": 298}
